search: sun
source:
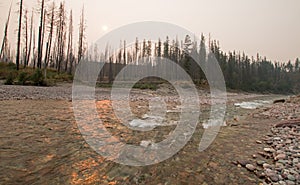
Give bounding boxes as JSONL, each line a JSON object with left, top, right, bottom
{"left": 102, "top": 25, "right": 108, "bottom": 32}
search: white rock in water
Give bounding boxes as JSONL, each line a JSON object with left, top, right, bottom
{"left": 140, "top": 140, "right": 151, "bottom": 147}
{"left": 234, "top": 102, "right": 263, "bottom": 109}
{"left": 202, "top": 119, "right": 226, "bottom": 128}
{"left": 129, "top": 119, "right": 160, "bottom": 128}
{"left": 142, "top": 114, "right": 163, "bottom": 121}
{"left": 151, "top": 142, "right": 158, "bottom": 149}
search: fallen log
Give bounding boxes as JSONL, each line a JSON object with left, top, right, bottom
{"left": 274, "top": 119, "right": 300, "bottom": 127}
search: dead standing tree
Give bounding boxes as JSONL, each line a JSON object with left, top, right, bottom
{"left": 22, "top": 9, "right": 28, "bottom": 67}
{"left": 0, "top": 2, "right": 12, "bottom": 62}
{"left": 77, "top": 6, "right": 86, "bottom": 65}
{"left": 55, "top": 2, "right": 66, "bottom": 73}
{"left": 66, "top": 9, "right": 73, "bottom": 73}
{"left": 32, "top": 27, "right": 37, "bottom": 68}
{"left": 25, "top": 10, "right": 34, "bottom": 67}
{"left": 37, "top": 0, "right": 45, "bottom": 69}
{"left": 16, "top": 0, "right": 23, "bottom": 70}
{"left": 44, "top": 2, "right": 55, "bottom": 77}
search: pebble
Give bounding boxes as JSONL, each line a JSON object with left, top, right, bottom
{"left": 292, "top": 158, "right": 299, "bottom": 164}
{"left": 273, "top": 137, "right": 281, "bottom": 141}
{"left": 268, "top": 173, "right": 280, "bottom": 182}
{"left": 287, "top": 175, "right": 295, "bottom": 181}
{"left": 263, "top": 163, "right": 272, "bottom": 169}
{"left": 257, "top": 160, "right": 265, "bottom": 166}
{"left": 279, "top": 181, "right": 287, "bottom": 185}
{"left": 264, "top": 148, "right": 275, "bottom": 153}
{"left": 238, "top": 160, "right": 250, "bottom": 167}
{"left": 208, "top": 162, "right": 218, "bottom": 169}
{"left": 256, "top": 140, "right": 263, "bottom": 144}
{"left": 285, "top": 139, "right": 292, "bottom": 144}
{"left": 278, "top": 160, "right": 288, "bottom": 164}
{"left": 275, "top": 154, "right": 286, "bottom": 160}
{"left": 275, "top": 162, "right": 284, "bottom": 169}
{"left": 245, "top": 164, "right": 256, "bottom": 171}
{"left": 255, "top": 171, "right": 266, "bottom": 179}
{"left": 285, "top": 180, "right": 295, "bottom": 185}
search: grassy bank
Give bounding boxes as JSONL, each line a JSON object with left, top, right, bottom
{"left": 0, "top": 62, "right": 73, "bottom": 86}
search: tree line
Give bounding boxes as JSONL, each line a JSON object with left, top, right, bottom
{"left": 87, "top": 35, "right": 299, "bottom": 94}
{"left": 0, "top": 0, "right": 299, "bottom": 94}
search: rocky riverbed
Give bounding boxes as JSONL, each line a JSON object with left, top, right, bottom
{"left": 235, "top": 95, "right": 300, "bottom": 185}
{"left": 0, "top": 83, "right": 298, "bottom": 185}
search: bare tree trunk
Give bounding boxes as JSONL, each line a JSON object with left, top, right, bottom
{"left": 32, "top": 27, "right": 36, "bottom": 68}
{"left": 16, "top": 0, "right": 23, "bottom": 70}
{"left": 41, "top": 10, "right": 46, "bottom": 68}
{"left": 53, "top": 31, "right": 58, "bottom": 69}
{"left": 77, "top": 6, "right": 85, "bottom": 65}
{"left": 43, "top": 2, "right": 55, "bottom": 78}
{"left": 23, "top": 9, "right": 28, "bottom": 68}
{"left": 65, "top": 10, "right": 73, "bottom": 72}
{"left": 109, "top": 56, "right": 113, "bottom": 83}
{"left": 44, "top": 42, "right": 48, "bottom": 78}
{"left": 44, "top": 2, "right": 55, "bottom": 70}
{"left": 25, "top": 10, "right": 33, "bottom": 67}
{"left": 56, "top": 2, "right": 66, "bottom": 73}
{"left": 37, "top": 0, "right": 45, "bottom": 69}
{"left": 0, "top": 2, "right": 12, "bottom": 61}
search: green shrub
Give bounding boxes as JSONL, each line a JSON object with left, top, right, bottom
{"left": 4, "top": 73, "right": 14, "bottom": 85}
{"left": 43, "top": 78, "right": 55, "bottom": 86}
{"left": 31, "top": 69, "right": 45, "bottom": 86}
{"left": 54, "top": 73, "right": 73, "bottom": 82}
{"left": 133, "top": 83, "right": 157, "bottom": 90}
{"left": 0, "top": 62, "right": 16, "bottom": 80}
{"left": 18, "top": 72, "right": 29, "bottom": 85}
{"left": 7, "top": 62, "right": 16, "bottom": 69}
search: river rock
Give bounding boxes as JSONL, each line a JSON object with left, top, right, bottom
{"left": 285, "top": 139, "right": 292, "bottom": 144}
{"left": 257, "top": 160, "right": 265, "bottom": 166}
{"left": 238, "top": 160, "right": 250, "bottom": 167}
{"left": 273, "top": 137, "right": 281, "bottom": 141}
{"left": 286, "top": 180, "right": 296, "bottom": 185}
{"left": 264, "top": 148, "right": 275, "bottom": 153}
{"left": 292, "top": 158, "right": 299, "bottom": 164}
{"left": 278, "top": 181, "right": 287, "bottom": 185}
{"left": 287, "top": 174, "right": 295, "bottom": 181}
{"left": 263, "top": 163, "right": 272, "bottom": 169}
{"left": 275, "top": 154, "right": 287, "bottom": 160}
{"left": 277, "top": 160, "right": 288, "bottom": 164}
{"left": 256, "top": 140, "right": 262, "bottom": 144}
{"left": 245, "top": 164, "right": 256, "bottom": 171}
{"left": 269, "top": 174, "right": 280, "bottom": 182}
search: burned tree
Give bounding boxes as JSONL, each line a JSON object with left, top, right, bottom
{"left": 77, "top": 6, "right": 86, "bottom": 65}
{"left": 37, "top": 0, "right": 45, "bottom": 69}
{"left": 16, "top": 0, "right": 23, "bottom": 70}
{"left": 0, "top": 2, "right": 12, "bottom": 62}
{"left": 43, "top": 2, "right": 55, "bottom": 76}
{"left": 65, "top": 10, "right": 73, "bottom": 72}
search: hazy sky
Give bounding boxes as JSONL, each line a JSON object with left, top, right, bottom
{"left": 0, "top": 0, "right": 299, "bottom": 62}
